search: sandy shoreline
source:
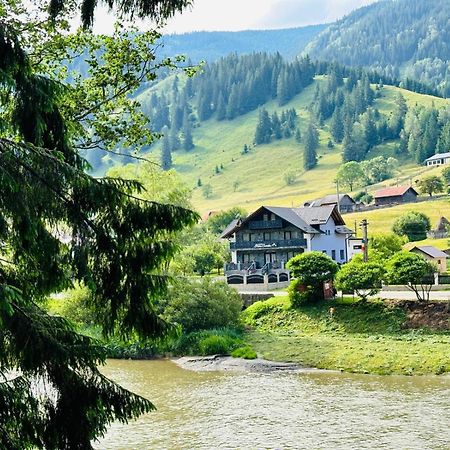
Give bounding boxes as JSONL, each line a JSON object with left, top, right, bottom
{"left": 172, "top": 355, "right": 335, "bottom": 373}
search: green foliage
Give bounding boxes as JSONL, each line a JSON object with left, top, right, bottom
{"left": 335, "top": 260, "right": 385, "bottom": 301}
{"left": 206, "top": 207, "right": 247, "bottom": 234}
{"left": 287, "top": 252, "right": 339, "bottom": 303}
{"left": 198, "top": 335, "right": 238, "bottom": 355}
{"left": 231, "top": 346, "right": 258, "bottom": 359}
{"left": 361, "top": 156, "right": 398, "bottom": 185}
{"left": 168, "top": 328, "right": 243, "bottom": 356}
{"left": 336, "top": 161, "right": 364, "bottom": 192}
{"left": 386, "top": 252, "right": 436, "bottom": 302}
{"left": 417, "top": 175, "right": 444, "bottom": 197}
{"left": 287, "top": 279, "right": 313, "bottom": 307}
{"left": 303, "top": 122, "right": 319, "bottom": 170}
{"left": 56, "top": 284, "right": 97, "bottom": 325}
{"left": 202, "top": 184, "right": 213, "bottom": 198}
{"left": 392, "top": 211, "right": 431, "bottom": 241}
{"left": 304, "top": 0, "right": 448, "bottom": 96}
{"left": 283, "top": 169, "right": 297, "bottom": 186}
{"left": 245, "top": 296, "right": 450, "bottom": 375}
{"left": 158, "top": 278, "right": 243, "bottom": 333}
{"left": 369, "top": 233, "right": 406, "bottom": 261}
{"left": 0, "top": 2, "right": 198, "bottom": 447}
{"left": 442, "top": 166, "right": 450, "bottom": 185}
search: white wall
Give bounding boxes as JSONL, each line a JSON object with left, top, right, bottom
{"left": 307, "top": 218, "right": 348, "bottom": 263}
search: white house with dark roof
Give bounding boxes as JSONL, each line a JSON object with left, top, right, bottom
{"left": 425, "top": 152, "right": 450, "bottom": 167}
{"left": 221, "top": 204, "right": 355, "bottom": 286}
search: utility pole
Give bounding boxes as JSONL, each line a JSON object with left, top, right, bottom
{"left": 360, "top": 219, "right": 369, "bottom": 262}
{"left": 335, "top": 179, "right": 341, "bottom": 214}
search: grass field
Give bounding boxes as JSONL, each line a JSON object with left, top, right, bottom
{"left": 242, "top": 296, "right": 450, "bottom": 376}
{"left": 154, "top": 78, "right": 450, "bottom": 214}
{"left": 345, "top": 197, "right": 450, "bottom": 249}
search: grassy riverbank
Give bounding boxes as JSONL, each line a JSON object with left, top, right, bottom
{"left": 241, "top": 296, "right": 450, "bottom": 376}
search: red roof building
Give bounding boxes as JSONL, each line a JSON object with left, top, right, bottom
{"left": 373, "top": 186, "right": 418, "bottom": 206}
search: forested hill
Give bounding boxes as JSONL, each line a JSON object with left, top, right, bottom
{"left": 157, "top": 25, "right": 326, "bottom": 62}
{"left": 303, "top": 0, "right": 450, "bottom": 97}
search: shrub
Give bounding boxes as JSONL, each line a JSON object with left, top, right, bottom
{"left": 287, "top": 252, "right": 338, "bottom": 305}
{"left": 392, "top": 211, "right": 431, "bottom": 242}
{"left": 335, "top": 260, "right": 385, "bottom": 301}
{"left": 159, "top": 278, "right": 243, "bottom": 333}
{"left": 287, "top": 279, "right": 313, "bottom": 307}
{"left": 53, "top": 284, "right": 97, "bottom": 325}
{"left": 231, "top": 346, "right": 257, "bottom": 360}
{"left": 169, "top": 329, "right": 243, "bottom": 356}
{"left": 198, "top": 335, "right": 237, "bottom": 355}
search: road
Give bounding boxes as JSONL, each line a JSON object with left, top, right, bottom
{"left": 379, "top": 290, "right": 450, "bottom": 301}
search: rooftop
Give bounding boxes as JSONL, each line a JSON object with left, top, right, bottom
{"left": 425, "top": 152, "right": 450, "bottom": 162}
{"left": 374, "top": 185, "right": 418, "bottom": 198}
{"left": 410, "top": 246, "right": 449, "bottom": 259}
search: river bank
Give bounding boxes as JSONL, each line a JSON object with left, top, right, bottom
{"left": 241, "top": 296, "right": 450, "bottom": 376}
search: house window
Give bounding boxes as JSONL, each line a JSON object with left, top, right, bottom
{"left": 242, "top": 254, "right": 251, "bottom": 263}
{"left": 264, "top": 232, "right": 271, "bottom": 241}
{"left": 263, "top": 214, "right": 268, "bottom": 221}
{"left": 271, "top": 213, "right": 276, "bottom": 221}
{"left": 284, "top": 231, "right": 292, "bottom": 240}
{"left": 340, "top": 249, "right": 345, "bottom": 260}
{"left": 331, "top": 250, "right": 336, "bottom": 260}
{"left": 287, "top": 251, "right": 295, "bottom": 261}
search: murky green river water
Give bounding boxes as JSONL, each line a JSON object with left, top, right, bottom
{"left": 95, "top": 359, "right": 450, "bottom": 449}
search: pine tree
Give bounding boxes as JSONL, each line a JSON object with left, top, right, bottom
{"left": 303, "top": 122, "right": 319, "bottom": 170}
{"left": 271, "top": 112, "right": 282, "bottom": 140}
{"left": 330, "top": 107, "right": 345, "bottom": 143}
{"left": 1, "top": 1, "right": 198, "bottom": 447}
{"left": 437, "top": 121, "right": 450, "bottom": 153}
{"left": 254, "top": 108, "right": 272, "bottom": 144}
{"left": 295, "top": 127, "right": 302, "bottom": 143}
{"left": 161, "top": 131, "right": 172, "bottom": 170}
{"left": 182, "top": 110, "right": 194, "bottom": 151}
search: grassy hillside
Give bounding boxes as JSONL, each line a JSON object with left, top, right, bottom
{"left": 242, "top": 296, "right": 450, "bottom": 375}
{"left": 162, "top": 79, "right": 449, "bottom": 214}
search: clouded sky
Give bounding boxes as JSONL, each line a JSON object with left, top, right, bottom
{"left": 92, "top": 0, "right": 379, "bottom": 34}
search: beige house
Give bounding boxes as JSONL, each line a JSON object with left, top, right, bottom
{"left": 410, "top": 246, "right": 448, "bottom": 273}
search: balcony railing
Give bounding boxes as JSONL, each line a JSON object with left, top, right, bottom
{"left": 230, "top": 238, "right": 307, "bottom": 250}
{"left": 248, "top": 220, "right": 282, "bottom": 230}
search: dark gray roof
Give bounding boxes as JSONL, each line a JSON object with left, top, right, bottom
{"left": 263, "top": 206, "right": 320, "bottom": 234}
{"left": 335, "top": 225, "right": 354, "bottom": 235}
{"left": 220, "top": 219, "right": 240, "bottom": 239}
{"left": 293, "top": 204, "right": 337, "bottom": 225}
{"left": 221, "top": 205, "right": 345, "bottom": 238}
{"left": 411, "top": 246, "right": 449, "bottom": 259}
{"left": 311, "top": 194, "right": 355, "bottom": 207}
{"left": 425, "top": 152, "right": 450, "bottom": 162}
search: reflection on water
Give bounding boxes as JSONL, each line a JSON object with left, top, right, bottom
{"left": 95, "top": 360, "right": 450, "bottom": 450}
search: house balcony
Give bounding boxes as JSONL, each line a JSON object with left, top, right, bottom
{"left": 230, "top": 238, "right": 307, "bottom": 251}
{"left": 248, "top": 219, "right": 283, "bottom": 230}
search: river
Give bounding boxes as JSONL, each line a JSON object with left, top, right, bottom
{"left": 95, "top": 359, "right": 450, "bottom": 449}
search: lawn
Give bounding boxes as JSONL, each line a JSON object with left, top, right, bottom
{"left": 345, "top": 197, "right": 450, "bottom": 236}
{"left": 242, "top": 296, "right": 450, "bottom": 375}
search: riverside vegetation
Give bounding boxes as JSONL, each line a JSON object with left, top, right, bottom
{"left": 47, "top": 269, "right": 450, "bottom": 376}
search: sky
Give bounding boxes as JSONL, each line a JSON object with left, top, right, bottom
{"left": 91, "top": 0, "right": 379, "bottom": 34}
